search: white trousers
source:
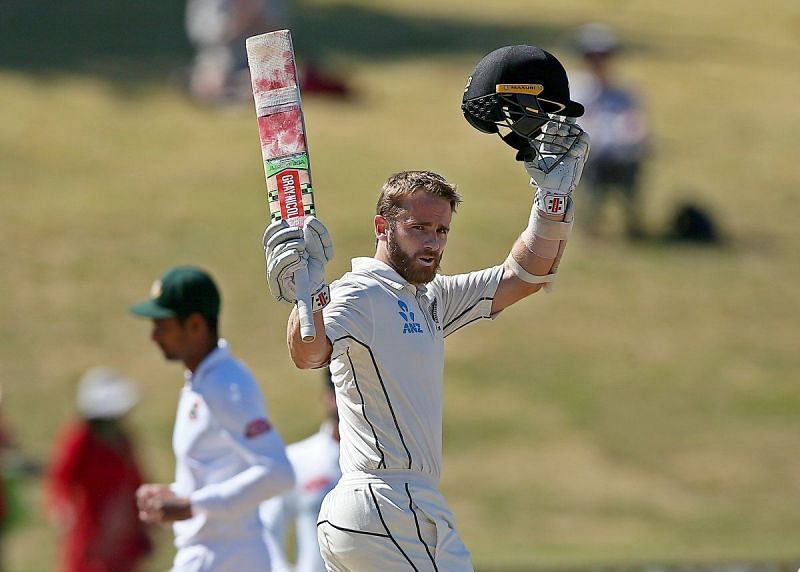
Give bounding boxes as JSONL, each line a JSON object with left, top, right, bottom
{"left": 316, "top": 470, "right": 473, "bottom": 572}
{"left": 171, "top": 538, "right": 272, "bottom": 572}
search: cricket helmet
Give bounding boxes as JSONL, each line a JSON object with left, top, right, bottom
{"left": 462, "top": 45, "right": 584, "bottom": 162}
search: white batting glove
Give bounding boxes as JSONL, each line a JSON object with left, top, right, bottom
{"left": 303, "top": 216, "right": 334, "bottom": 306}
{"left": 524, "top": 118, "right": 590, "bottom": 217}
{"left": 263, "top": 221, "right": 303, "bottom": 304}
{"left": 262, "top": 216, "right": 333, "bottom": 307}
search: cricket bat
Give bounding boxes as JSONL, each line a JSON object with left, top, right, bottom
{"left": 246, "top": 30, "right": 317, "bottom": 342}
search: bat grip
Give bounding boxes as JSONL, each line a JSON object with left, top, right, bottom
{"left": 293, "top": 267, "right": 316, "bottom": 342}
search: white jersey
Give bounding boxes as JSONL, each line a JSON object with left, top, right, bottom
{"left": 260, "top": 423, "right": 341, "bottom": 572}
{"left": 170, "top": 339, "right": 294, "bottom": 565}
{"left": 322, "top": 257, "right": 503, "bottom": 481}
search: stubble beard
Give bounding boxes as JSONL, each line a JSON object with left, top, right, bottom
{"left": 157, "top": 344, "right": 179, "bottom": 362}
{"left": 386, "top": 231, "right": 441, "bottom": 285}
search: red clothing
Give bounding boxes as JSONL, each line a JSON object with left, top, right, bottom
{"left": 0, "top": 419, "right": 13, "bottom": 530}
{"left": 0, "top": 467, "right": 6, "bottom": 531}
{"left": 47, "top": 421, "right": 151, "bottom": 572}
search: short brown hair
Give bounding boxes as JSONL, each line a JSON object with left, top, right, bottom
{"left": 376, "top": 171, "right": 462, "bottom": 223}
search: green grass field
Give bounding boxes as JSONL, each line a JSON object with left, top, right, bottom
{"left": 2, "top": 0, "right": 799, "bottom": 569}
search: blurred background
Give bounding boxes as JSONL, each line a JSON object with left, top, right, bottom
{"left": 2, "top": 0, "right": 799, "bottom": 569}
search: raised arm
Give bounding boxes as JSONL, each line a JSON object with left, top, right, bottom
{"left": 492, "top": 120, "right": 590, "bottom": 313}
{"left": 288, "top": 307, "right": 332, "bottom": 368}
{"left": 263, "top": 216, "right": 334, "bottom": 369}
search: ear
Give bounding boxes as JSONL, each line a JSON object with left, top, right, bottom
{"left": 185, "top": 313, "right": 206, "bottom": 334}
{"left": 374, "top": 215, "right": 388, "bottom": 240}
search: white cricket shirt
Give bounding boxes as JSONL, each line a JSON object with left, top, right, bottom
{"left": 171, "top": 339, "right": 295, "bottom": 549}
{"left": 260, "top": 422, "right": 341, "bottom": 572}
{"left": 323, "top": 257, "right": 503, "bottom": 481}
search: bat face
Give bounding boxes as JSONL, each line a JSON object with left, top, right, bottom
{"left": 247, "top": 30, "right": 316, "bottom": 228}
{"left": 250, "top": 48, "right": 298, "bottom": 94}
{"left": 247, "top": 29, "right": 318, "bottom": 341}
{"left": 266, "top": 154, "right": 314, "bottom": 223}
{"left": 257, "top": 109, "right": 305, "bottom": 158}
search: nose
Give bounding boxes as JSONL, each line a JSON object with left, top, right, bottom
{"left": 423, "top": 230, "right": 440, "bottom": 251}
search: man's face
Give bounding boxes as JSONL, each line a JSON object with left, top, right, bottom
{"left": 150, "top": 317, "right": 190, "bottom": 362}
{"left": 384, "top": 192, "right": 452, "bottom": 285}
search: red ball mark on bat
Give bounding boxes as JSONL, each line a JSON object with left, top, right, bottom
{"left": 254, "top": 77, "right": 284, "bottom": 92}
{"left": 284, "top": 53, "right": 297, "bottom": 76}
{"left": 254, "top": 50, "right": 296, "bottom": 92}
{"left": 258, "top": 110, "right": 306, "bottom": 156}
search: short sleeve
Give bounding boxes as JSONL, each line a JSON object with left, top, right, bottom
{"left": 323, "top": 278, "right": 374, "bottom": 347}
{"left": 202, "top": 363, "right": 273, "bottom": 441}
{"left": 428, "top": 265, "right": 504, "bottom": 337}
{"left": 189, "top": 362, "right": 294, "bottom": 516}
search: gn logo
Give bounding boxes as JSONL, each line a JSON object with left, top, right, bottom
{"left": 398, "top": 300, "right": 423, "bottom": 334}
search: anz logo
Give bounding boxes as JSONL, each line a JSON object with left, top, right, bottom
{"left": 397, "top": 300, "right": 424, "bottom": 334}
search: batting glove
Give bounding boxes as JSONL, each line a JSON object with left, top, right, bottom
{"left": 301, "top": 216, "right": 334, "bottom": 312}
{"left": 524, "top": 118, "right": 590, "bottom": 217}
{"left": 262, "top": 216, "right": 333, "bottom": 308}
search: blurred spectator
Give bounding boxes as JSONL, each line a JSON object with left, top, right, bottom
{"left": 185, "top": 0, "right": 350, "bottom": 104}
{"left": 46, "top": 367, "right": 152, "bottom": 572}
{"left": 129, "top": 265, "right": 294, "bottom": 571}
{"left": 0, "top": 387, "right": 12, "bottom": 569}
{"left": 0, "top": 385, "right": 42, "bottom": 572}
{"left": 260, "top": 371, "right": 340, "bottom": 572}
{"left": 570, "top": 23, "right": 651, "bottom": 239}
{"left": 0, "top": 386, "right": 15, "bottom": 572}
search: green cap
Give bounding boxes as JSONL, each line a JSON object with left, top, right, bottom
{"left": 129, "top": 266, "right": 220, "bottom": 320}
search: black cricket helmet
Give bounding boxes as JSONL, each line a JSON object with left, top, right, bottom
{"left": 462, "top": 45, "right": 584, "bottom": 162}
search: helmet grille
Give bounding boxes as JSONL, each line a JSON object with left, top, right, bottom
{"left": 463, "top": 94, "right": 503, "bottom": 122}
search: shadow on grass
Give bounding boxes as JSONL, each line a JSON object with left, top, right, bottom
{"left": 0, "top": 0, "right": 191, "bottom": 87}
{"left": 0, "top": 0, "right": 567, "bottom": 86}
{"left": 291, "top": 4, "right": 564, "bottom": 62}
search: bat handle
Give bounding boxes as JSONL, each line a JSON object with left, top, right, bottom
{"left": 294, "top": 267, "right": 316, "bottom": 342}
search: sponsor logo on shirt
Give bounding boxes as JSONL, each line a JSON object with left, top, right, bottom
{"left": 244, "top": 418, "right": 272, "bottom": 439}
{"left": 397, "top": 300, "right": 423, "bottom": 334}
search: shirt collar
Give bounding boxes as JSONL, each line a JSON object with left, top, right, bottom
{"left": 185, "top": 339, "right": 229, "bottom": 383}
{"left": 350, "top": 257, "right": 427, "bottom": 295}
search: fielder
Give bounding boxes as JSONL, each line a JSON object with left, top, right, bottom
{"left": 130, "top": 265, "right": 295, "bottom": 571}
{"left": 260, "top": 371, "right": 341, "bottom": 572}
{"left": 263, "top": 46, "right": 590, "bottom": 570}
